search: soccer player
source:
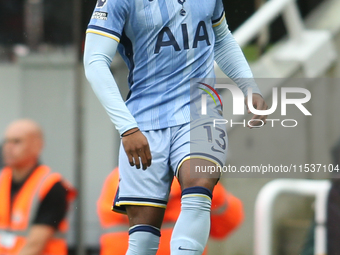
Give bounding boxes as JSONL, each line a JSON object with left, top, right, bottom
{"left": 84, "top": 0, "right": 268, "bottom": 254}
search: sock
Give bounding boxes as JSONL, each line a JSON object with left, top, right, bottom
{"left": 126, "top": 224, "right": 160, "bottom": 255}
{"left": 170, "top": 187, "right": 212, "bottom": 255}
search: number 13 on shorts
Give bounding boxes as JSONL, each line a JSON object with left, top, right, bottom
{"left": 203, "top": 125, "right": 227, "bottom": 154}
{"left": 190, "top": 120, "right": 228, "bottom": 168}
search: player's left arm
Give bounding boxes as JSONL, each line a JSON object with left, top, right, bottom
{"left": 212, "top": 2, "right": 268, "bottom": 127}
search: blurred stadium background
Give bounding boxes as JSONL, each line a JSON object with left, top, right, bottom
{"left": 1, "top": 0, "right": 340, "bottom": 254}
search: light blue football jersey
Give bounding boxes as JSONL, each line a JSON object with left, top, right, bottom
{"left": 87, "top": 0, "right": 225, "bottom": 131}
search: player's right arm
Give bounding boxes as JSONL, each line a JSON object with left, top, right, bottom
{"left": 212, "top": 0, "right": 268, "bottom": 127}
{"left": 83, "top": 0, "right": 151, "bottom": 170}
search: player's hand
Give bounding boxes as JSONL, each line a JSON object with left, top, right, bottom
{"left": 122, "top": 128, "right": 152, "bottom": 170}
{"left": 245, "top": 93, "right": 268, "bottom": 128}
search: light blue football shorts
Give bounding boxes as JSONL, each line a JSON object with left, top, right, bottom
{"left": 113, "top": 118, "right": 228, "bottom": 213}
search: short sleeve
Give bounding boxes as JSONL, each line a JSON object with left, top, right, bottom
{"left": 212, "top": 0, "right": 225, "bottom": 28}
{"left": 33, "top": 182, "right": 68, "bottom": 229}
{"left": 86, "top": 0, "right": 129, "bottom": 43}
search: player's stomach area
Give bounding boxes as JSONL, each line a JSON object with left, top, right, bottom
{"left": 126, "top": 77, "right": 219, "bottom": 128}
{"left": 126, "top": 79, "right": 190, "bottom": 112}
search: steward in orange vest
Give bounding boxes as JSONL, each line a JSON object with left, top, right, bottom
{"left": 97, "top": 168, "right": 244, "bottom": 255}
{"left": 0, "top": 119, "right": 77, "bottom": 255}
{"left": 0, "top": 165, "right": 76, "bottom": 255}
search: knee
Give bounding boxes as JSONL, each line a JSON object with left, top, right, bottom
{"left": 180, "top": 178, "right": 218, "bottom": 192}
{"left": 126, "top": 206, "right": 165, "bottom": 228}
{"left": 177, "top": 159, "right": 220, "bottom": 191}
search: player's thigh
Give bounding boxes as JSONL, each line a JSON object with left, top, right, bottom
{"left": 170, "top": 119, "right": 228, "bottom": 191}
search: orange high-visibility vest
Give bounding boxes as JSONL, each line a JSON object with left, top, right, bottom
{"left": 0, "top": 165, "right": 76, "bottom": 255}
{"left": 97, "top": 168, "right": 244, "bottom": 255}
{"left": 97, "top": 168, "right": 129, "bottom": 255}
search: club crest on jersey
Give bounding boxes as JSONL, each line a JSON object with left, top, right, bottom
{"left": 177, "top": 0, "right": 186, "bottom": 16}
{"left": 154, "top": 21, "right": 211, "bottom": 54}
{"left": 96, "top": 0, "right": 107, "bottom": 8}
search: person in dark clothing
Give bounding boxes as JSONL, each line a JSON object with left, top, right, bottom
{"left": 0, "top": 119, "right": 76, "bottom": 255}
